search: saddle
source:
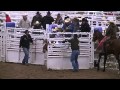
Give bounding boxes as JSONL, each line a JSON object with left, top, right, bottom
{"left": 97, "top": 36, "right": 110, "bottom": 50}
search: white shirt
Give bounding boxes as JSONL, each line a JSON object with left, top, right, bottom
{"left": 19, "top": 19, "right": 31, "bottom": 29}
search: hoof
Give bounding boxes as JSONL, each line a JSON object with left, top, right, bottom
{"left": 47, "top": 68, "right": 52, "bottom": 71}
{"left": 97, "top": 69, "right": 99, "bottom": 71}
{"left": 103, "top": 70, "right": 105, "bottom": 72}
{"left": 118, "top": 71, "right": 120, "bottom": 75}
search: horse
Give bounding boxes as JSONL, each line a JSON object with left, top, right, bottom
{"left": 92, "top": 30, "right": 120, "bottom": 73}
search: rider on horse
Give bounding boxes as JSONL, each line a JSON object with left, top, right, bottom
{"left": 96, "top": 22, "right": 119, "bottom": 51}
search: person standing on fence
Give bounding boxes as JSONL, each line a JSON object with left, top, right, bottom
{"left": 5, "top": 14, "right": 11, "bottom": 22}
{"left": 31, "top": 11, "right": 42, "bottom": 29}
{"left": 80, "top": 18, "right": 91, "bottom": 32}
{"left": 18, "top": 15, "right": 31, "bottom": 29}
{"left": 55, "top": 13, "right": 63, "bottom": 25}
{"left": 41, "top": 11, "right": 54, "bottom": 30}
{"left": 62, "top": 18, "right": 75, "bottom": 32}
{"left": 72, "top": 17, "right": 80, "bottom": 32}
{"left": 19, "top": 30, "right": 33, "bottom": 65}
{"left": 63, "top": 34, "right": 80, "bottom": 72}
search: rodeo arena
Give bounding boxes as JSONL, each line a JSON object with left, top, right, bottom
{"left": 1, "top": 11, "right": 120, "bottom": 79}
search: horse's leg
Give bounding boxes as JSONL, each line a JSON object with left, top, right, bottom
{"left": 103, "top": 53, "right": 107, "bottom": 72}
{"left": 103, "top": 41, "right": 107, "bottom": 72}
{"left": 97, "top": 52, "right": 103, "bottom": 71}
{"left": 115, "top": 54, "right": 120, "bottom": 74}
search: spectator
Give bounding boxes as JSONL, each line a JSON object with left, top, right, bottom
{"left": 5, "top": 14, "right": 11, "bottom": 22}
{"left": 62, "top": 18, "right": 74, "bottom": 32}
{"left": 18, "top": 15, "right": 31, "bottom": 29}
{"left": 106, "top": 22, "right": 119, "bottom": 37}
{"left": 31, "top": 11, "right": 42, "bottom": 29}
{"left": 41, "top": 11, "right": 54, "bottom": 30}
{"left": 80, "top": 18, "right": 91, "bottom": 32}
{"left": 64, "top": 15, "right": 69, "bottom": 20}
{"left": 19, "top": 30, "right": 33, "bottom": 65}
{"left": 55, "top": 13, "right": 63, "bottom": 25}
{"left": 72, "top": 18, "right": 80, "bottom": 32}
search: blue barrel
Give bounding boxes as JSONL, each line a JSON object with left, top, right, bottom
{"left": 94, "top": 26, "right": 102, "bottom": 33}
{"left": 6, "top": 22, "right": 15, "bottom": 27}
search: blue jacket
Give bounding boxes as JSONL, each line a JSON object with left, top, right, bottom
{"left": 62, "top": 23, "right": 74, "bottom": 32}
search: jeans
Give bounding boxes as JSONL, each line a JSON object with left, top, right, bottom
{"left": 22, "top": 48, "right": 29, "bottom": 64}
{"left": 70, "top": 50, "right": 80, "bottom": 71}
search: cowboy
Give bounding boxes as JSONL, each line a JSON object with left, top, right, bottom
{"left": 55, "top": 13, "right": 63, "bottom": 25}
{"left": 41, "top": 11, "right": 54, "bottom": 30}
{"left": 31, "top": 11, "right": 42, "bottom": 29}
{"left": 72, "top": 17, "right": 80, "bottom": 32}
{"left": 19, "top": 30, "right": 33, "bottom": 65}
{"left": 62, "top": 18, "right": 74, "bottom": 32}
{"left": 80, "top": 18, "right": 91, "bottom": 32}
{"left": 63, "top": 34, "right": 80, "bottom": 72}
{"left": 18, "top": 15, "right": 31, "bottom": 29}
{"left": 97, "top": 22, "right": 119, "bottom": 51}
{"left": 106, "top": 22, "right": 119, "bottom": 38}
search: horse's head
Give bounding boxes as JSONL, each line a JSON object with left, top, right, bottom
{"left": 92, "top": 30, "right": 104, "bottom": 43}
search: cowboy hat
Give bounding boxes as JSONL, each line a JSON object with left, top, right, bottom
{"left": 82, "top": 18, "right": 88, "bottom": 22}
{"left": 47, "top": 11, "right": 51, "bottom": 15}
{"left": 36, "top": 11, "right": 41, "bottom": 14}
{"left": 22, "top": 13, "right": 28, "bottom": 16}
{"left": 108, "top": 21, "right": 114, "bottom": 24}
{"left": 35, "top": 21, "right": 40, "bottom": 24}
{"left": 65, "top": 18, "right": 71, "bottom": 23}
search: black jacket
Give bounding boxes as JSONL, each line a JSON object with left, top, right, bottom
{"left": 19, "top": 34, "right": 33, "bottom": 49}
{"left": 31, "top": 15, "right": 42, "bottom": 27}
{"left": 33, "top": 24, "right": 42, "bottom": 29}
{"left": 106, "top": 25, "right": 119, "bottom": 36}
{"left": 41, "top": 16, "right": 54, "bottom": 29}
{"left": 68, "top": 38, "right": 79, "bottom": 50}
{"left": 63, "top": 38, "right": 79, "bottom": 50}
{"left": 80, "top": 23, "right": 91, "bottom": 32}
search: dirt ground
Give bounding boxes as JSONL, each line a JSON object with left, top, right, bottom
{"left": 0, "top": 62, "right": 120, "bottom": 79}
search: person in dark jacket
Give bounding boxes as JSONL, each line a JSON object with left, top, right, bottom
{"left": 63, "top": 34, "right": 80, "bottom": 72}
{"left": 19, "top": 30, "right": 33, "bottom": 65}
{"left": 80, "top": 18, "right": 91, "bottom": 32}
{"left": 72, "top": 17, "right": 80, "bottom": 32}
{"left": 31, "top": 11, "right": 42, "bottom": 29}
{"left": 41, "top": 11, "right": 54, "bottom": 30}
{"left": 106, "top": 22, "right": 119, "bottom": 37}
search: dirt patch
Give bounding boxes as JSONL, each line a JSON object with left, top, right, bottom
{"left": 0, "top": 62, "right": 120, "bottom": 79}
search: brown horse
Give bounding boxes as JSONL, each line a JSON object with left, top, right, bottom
{"left": 93, "top": 30, "right": 120, "bottom": 73}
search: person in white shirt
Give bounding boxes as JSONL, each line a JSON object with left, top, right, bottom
{"left": 19, "top": 15, "right": 31, "bottom": 29}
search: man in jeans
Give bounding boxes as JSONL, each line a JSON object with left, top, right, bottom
{"left": 64, "top": 34, "right": 80, "bottom": 72}
{"left": 19, "top": 30, "right": 33, "bottom": 65}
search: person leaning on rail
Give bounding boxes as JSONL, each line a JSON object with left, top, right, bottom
{"left": 19, "top": 30, "right": 33, "bottom": 65}
{"left": 63, "top": 34, "right": 80, "bottom": 72}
